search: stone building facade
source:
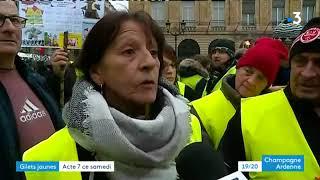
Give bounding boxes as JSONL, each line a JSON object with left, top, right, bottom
{"left": 129, "top": 0, "right": 320, "bottom": 59}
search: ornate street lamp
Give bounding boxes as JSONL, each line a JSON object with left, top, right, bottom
{"left": 165, "top": 20, "right": 186, "bottom": 56}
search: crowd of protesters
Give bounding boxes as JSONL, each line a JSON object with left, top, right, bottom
{"left": 1, "top": 1, "right": 319, "bottom": 179}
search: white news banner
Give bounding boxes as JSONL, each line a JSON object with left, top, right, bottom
{"left": 238, "top": 161, "right": 262, "bottom": 172}
{"left": 59, "top": 161, "right": 114, "bottom": 172}
{"left": 218, "top": 171, "right": 248, "bottom": 180}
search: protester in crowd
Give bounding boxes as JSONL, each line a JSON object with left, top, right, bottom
{"left": 239, "top": 39, "right": 253, "bottom": 49}
{"left": 234, "top": 48, "right": 247, "bottom": 62}
{"left": 211, "top": 38, "right": 284, "bottom": 93}
{"left": 273, "top": 17, "right": 303, "bottom": 48}
{"left": 220, "top": 17, "right": 320, "bottom": 179}
{"left": 178, "top": 56, "right": 209, "bottom": 100}
{"left": 191, "top": 38, "right": 286, "bottom": 150}
{"left": 193, "top": 54, "right": 211, "bottom": 72}
{"left": 187, "top": 54, "right": 213, "bottom": 98}
{"left": 206, "top": 39, "right": 236, "bottom": 94}
{"left": 161, "top": 43, "right": 198, "bottom": 101}
{"left": 0, "top": 1, "right": 64, "bottom": 180}
{"left": 206, "top": 39, "right": 237, "bottom": 94}
{"left": 21, "top": 11, "right": 202, "bottom": 180}
{"left": 45, "top": 48, "right": 78, "bottom": 106}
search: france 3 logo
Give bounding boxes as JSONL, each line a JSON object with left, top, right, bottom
{"left": 287, "top": 12, "right": 302, "bottom": 25}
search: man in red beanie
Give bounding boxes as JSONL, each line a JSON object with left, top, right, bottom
{"left": 220, "top": 17, "right": 320, "bottom": 179}
{"left": 191, "top": 38, "right": 283, "bottom": 150}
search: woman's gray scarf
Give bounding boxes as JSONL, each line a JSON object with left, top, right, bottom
{"left": 63, "top": 80, "right": 191, "bottom": 180}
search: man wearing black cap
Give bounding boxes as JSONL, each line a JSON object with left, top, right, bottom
{"left": 220, "top": 17, "right": 320, "bottom": 179}
{"left": 206, "top": 39, "right": 236, "bottom": 95}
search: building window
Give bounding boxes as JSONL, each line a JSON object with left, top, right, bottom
{"left": 181, "top": 1, "right": 195, "bottom": 26}
{"left": 272, "top": 0, "right": 285, "bottom": 25}
{"left": 242, "top": 0, "right": 255, "bottom": 26}
{"left": 151, "top": 1, "right": 166, "bottom": 26}
{"left": 302, "top": 0, "right": 315, "bottom": 23}
{"left": 211, "top": 1, "right": 225, "bottom": 26}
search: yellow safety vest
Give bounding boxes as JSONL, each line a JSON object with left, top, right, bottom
{"left": 189, "top": 114, "right": 202, "bottom": 144}
{"left": 241, "top": 90, "right": 320, "bottom": 179}
{"left": 177, "top": 81, "right": 186, "bottom": 96}
{"left": 191, "top": 89, "right": 236, "bottom": 149}
{"left": 212, "top": 66, "right": 236, "bottom": 92}
{"left": 22, "top": 127, "right": 81, "bottom": 180}
{"left": 75, "top": 68, "right": 84, "bottom": 79}
{"left": 180, "top": 74, "right": 204, "bottom": 91}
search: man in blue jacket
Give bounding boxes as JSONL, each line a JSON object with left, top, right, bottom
{"left": 0, "top": 1, "right": 64, "bottom": 179}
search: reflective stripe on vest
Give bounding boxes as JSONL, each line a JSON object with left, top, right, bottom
{"left": 22, "top": 127, "right": 81, "bottom": 180}
{"left": 180, "top": 74, "right": 203, "bottom": 91}
{"left": 188, "top": 114, "right": 202, "bottom": 145}
{"left": 241, "top": 90, "right": 320, "bottom": 179}
{"left": 177, "top": 81, "right": 186, "bottom": 96}
{"left": 75, "top": 68, "right": 84, "bottom": 79}
{"left": 191, "top": 89, "right": 236, "bottom": 149}
{"left": 212, "top": 66, "right": 236, "bottom": 92}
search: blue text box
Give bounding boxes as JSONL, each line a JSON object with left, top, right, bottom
{"left": 262, "top": 155, "right": 304, "bottom": 172}
{"left": 16, "top": 161, "right": 59, "bottom": 172}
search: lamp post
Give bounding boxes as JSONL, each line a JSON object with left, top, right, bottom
{"left": 165, "top": 20, "right": 186, "bottom": 57}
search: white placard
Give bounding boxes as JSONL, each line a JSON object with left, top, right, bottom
{"left": 19, "top": 0, "right": 105, "bottom": 48}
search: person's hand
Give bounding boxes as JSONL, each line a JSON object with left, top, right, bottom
{"left": 51, "top": 49, "right": 69, "bottom": 78}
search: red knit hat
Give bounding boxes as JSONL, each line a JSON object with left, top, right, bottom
{"left": 236, "top": 44, "right": 281, "bottom": 86}
{"left": 255, "top": 37, "right": 289, "bottom": 61}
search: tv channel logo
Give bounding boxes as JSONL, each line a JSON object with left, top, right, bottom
{"left": 287, "top": 12, "right": 302, "bottom": 25}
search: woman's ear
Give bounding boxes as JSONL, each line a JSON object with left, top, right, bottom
{"left": 90, "top": 64, "right": 103, "bottom": 85}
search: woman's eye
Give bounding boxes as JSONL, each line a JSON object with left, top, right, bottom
{"left": 123, "top": 49, "right": 135, "bottom": 55}
{"left": 245, "top": 68, "right": 253, "bottom": 75}
{"left": 150, "top": 50, "right": 158, "bottom": 57}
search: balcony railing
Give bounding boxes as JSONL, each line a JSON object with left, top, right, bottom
{"left": 181, "top": 20, "right": 197, "bottom": 32}
{"left": 210, "top": 20, "right": 226, "bottom": 31}
{"left": 241, "top": 25, "right": 256, "bottom": 31}
{"left": 211, "top": 26, "right": 226, "bottom": 31}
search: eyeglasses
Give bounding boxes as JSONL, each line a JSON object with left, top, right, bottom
{"left": 0, "top": 15, "right": 27, "bottom": 28}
